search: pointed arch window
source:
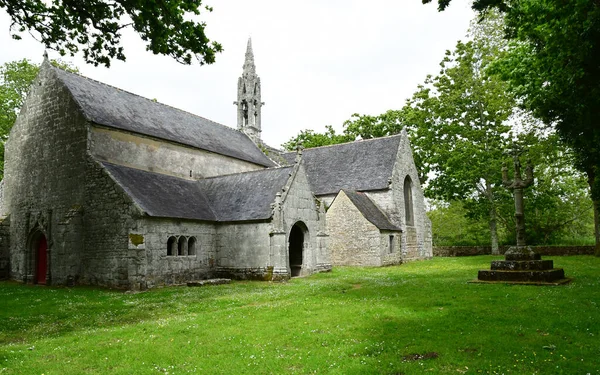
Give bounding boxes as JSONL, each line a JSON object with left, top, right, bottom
{"left": 404, "top": 175, "right": 414, "bottom": 226}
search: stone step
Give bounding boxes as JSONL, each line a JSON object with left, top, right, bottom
{"left": 187, "top": 278, "right": 231, "bottom": 287}
{"left": 491, "top": 260, "right": 554, "bottom": 271}
{"left": 478, "top": 268, "right": 565, "bottom": 283}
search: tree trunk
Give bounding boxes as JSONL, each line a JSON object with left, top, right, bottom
{"left": 485, "top": 180, "right": 500, "bottom": 254}
{"left": 489, "top": 206, "right": 500, "bottom": 255}
{"left": 593, "top": 198, "right": 600, "bottom": 257}
{"left": 586, "top": 170, "right": 600, "bottom": 256}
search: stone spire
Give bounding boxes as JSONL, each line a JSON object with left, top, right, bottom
{"left": 234, "top": 38, "right": 264, "bottom": 144}
{"left": 242, "top": 38, "right": 256, "bottom": 77}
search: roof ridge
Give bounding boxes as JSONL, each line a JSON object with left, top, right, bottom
{"left": 50, "top": 64, "right": 248, "bottom": 138}
{"left": 200, "top": 165, "right": 293, "bottom": 181}
{"left": 282, "top": 133, "right": 403, "bottom": 154}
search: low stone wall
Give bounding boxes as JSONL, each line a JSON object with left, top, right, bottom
{"left": 433, "top": 245, "right": 595, "bottom": 257}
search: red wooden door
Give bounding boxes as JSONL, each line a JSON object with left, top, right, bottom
{"left": 36, "top": 236, "right": 47, "bottom": 285}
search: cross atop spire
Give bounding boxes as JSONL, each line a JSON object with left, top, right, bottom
{"left": 243, "top": 38, "right": 256, "bottom": 77}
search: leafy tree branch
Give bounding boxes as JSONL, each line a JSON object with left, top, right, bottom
{"left": 0, "top": 0, "right": 223, "bottom": 67}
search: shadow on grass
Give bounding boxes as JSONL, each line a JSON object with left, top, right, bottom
{"left": 0, "top": 280, "right": 225, "bottom": 345}
{"left": 0, "top": 256, "right": 598, "bottom": 374}
{"left": 328, "top": 256, "right": 600, "bottom": 374}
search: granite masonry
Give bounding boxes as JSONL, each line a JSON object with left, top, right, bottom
{"left": 0, "top": 40, "right": 431, "bottom": 288}
{"left": 283, "top": 130, "right": 433, "bottom": 266}
{"left": 327, "top": 190, "right": 402, "bottom": 266}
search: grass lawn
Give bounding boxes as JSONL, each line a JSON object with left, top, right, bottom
{"left": 1, "top": 256, "right": 599, "bottom": 375}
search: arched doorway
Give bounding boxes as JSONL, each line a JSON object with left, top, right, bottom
{"left": 289, "top": 222, "right": 307, "bottom": 277}
{"left": 31, "top": 232, "right": 48, "bottom": 285}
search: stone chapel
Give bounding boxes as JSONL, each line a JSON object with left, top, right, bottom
{"left": 0, "top": 39, "right": 432, "bottom": 289}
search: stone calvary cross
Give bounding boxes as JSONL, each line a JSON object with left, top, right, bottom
{"left": 474, "top": 143, "right": 569, "bottom": 284}
{"left": 502, "top": 143, "right": 534, "bottom": 250}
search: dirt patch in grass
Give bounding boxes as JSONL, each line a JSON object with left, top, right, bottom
{"left": 402, "top": 352, "right": 439, "bottom": 362}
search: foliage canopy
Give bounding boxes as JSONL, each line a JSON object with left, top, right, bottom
{"left": 0, "top": 0, "right": 223, "bottom": 67}
{"left": 283, "top": 10, "right": 594, "bottom": 248}
{"left": 424, "top": 0, "right": 600, "bottom": 253}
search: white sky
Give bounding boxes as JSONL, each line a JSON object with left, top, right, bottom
{"left": 0, "top": 0, "right": 475, "bottom": 148}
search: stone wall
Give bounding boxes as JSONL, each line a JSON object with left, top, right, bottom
{"left": 280, "top": 165, "right": 330, "bottom": 276}
{"left": 82, "top": 161, "right": 220, "bottom": 290}
{"left": 366, "top": 130, "right": 432, "bottom": 261}
{"left": 89, "top": 126, "right": 265, "bottom": 180}
{"left": 392, "top": 131, "right": 432, "bottom": 260}
{"left": 327, "top": 191, "right": 386, "bottom": 266}
{"left": 381, "top": 231, "right": 403, "bottom": 266}
{"left": 215, "top": 222, "right": 272, "bottom": 279}
{"left": 403, "top": 227, "right": 419, "bottom": 261}
{"left": 433, "top": 246, "right": 596, "bottom": 257}
{"left": 81, "top": 160, "right": 142, "bottom": 288}
{"left": 4, "top": 62, "right": 89, "bottom": 285}
{"left": 216, "top": 165, "right": 331, "bottom": 280}
{"left": 137, "top": 218, "right": 217, "bottom": 288}
{"left": 322, "top": 131, "right": 432, "bottom": 265}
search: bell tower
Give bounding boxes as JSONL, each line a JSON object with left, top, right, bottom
{"left": 234, "top": 38, "right": 264, "bottom": 143}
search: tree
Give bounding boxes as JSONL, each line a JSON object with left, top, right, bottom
{"left": 284, "top": 9, "right": 595, "bottom": 250}
{"left": 430, "top": 149, "right": 595, "bottom": 247}
{"left": 281, "top": 125, "right": 353, "bottom": 151}
{"left": 485, "top": 132, "right": 593, "bottom": 246}
{"left": 514, "top": 135, "right": 594, "bottom": 245}
{"left": 428, "top": 200, "right": 492, "bottom": 246}
{"left": 497, "top": 1, "right": 600, "bottom": 255}
{"left": 0, "top": 58, "right": 78, "bottom": 178}
{"left": 422, "top": 0, "right": 507, "bottom": 12}
{"left": 403, "top": 12, "right": 516, "bottom": 254}
{"left": 1, "top": 0, "right": 222, "bottom": 67}
{"left": 424, "top": 0, "right": 600, "bottom": 254}
{"left": 342, "top": 110, "right": 404, "bottom": 140}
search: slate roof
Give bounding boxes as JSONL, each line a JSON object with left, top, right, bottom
{"left": 342, "top": 190, "right": 401, "bottom": 231}
{"left": 102, "top": 162, "right": 216, "bottom": 221}
{"left": 197, "top": 166, "right": 293, "bottom": 222}
{"left": 102, "top": 162, "right": 293, "bottom": 222}
{"left": 51, "top": 65, "right": 275, "bottom": 168}
{"left": 282, "top": 136, "right": 401, "bottom": 195}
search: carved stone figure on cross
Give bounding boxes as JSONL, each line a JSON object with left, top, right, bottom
{"left": 502, "top": 143, "right": 534, "bottom": 248}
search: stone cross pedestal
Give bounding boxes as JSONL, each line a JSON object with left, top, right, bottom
{"left": 475, "top": 144, "right": 569, "bottom": 284}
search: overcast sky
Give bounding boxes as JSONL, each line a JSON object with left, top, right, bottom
{"left": 0, "top": 1, "right": 475, "bottom": 148}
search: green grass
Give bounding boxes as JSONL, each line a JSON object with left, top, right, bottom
{"left": 1, "top": 256, "right": 599, "bottom": 374}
